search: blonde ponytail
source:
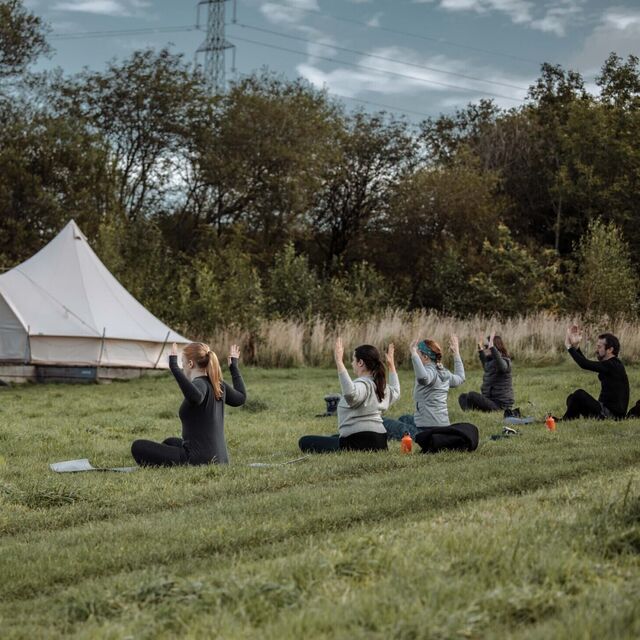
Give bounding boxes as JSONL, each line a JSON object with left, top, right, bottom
{"left": 183, "top": 342, "right": 224, "bottom": 400}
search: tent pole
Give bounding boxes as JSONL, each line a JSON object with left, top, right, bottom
{"left": 98, "top": 327, "right": 106, "bottom": 365}
{"left": 24, "top": 325, "right": 31, "bottom": 364}
{"left": 154, "top": 331, "right": 171, "bottom": 369}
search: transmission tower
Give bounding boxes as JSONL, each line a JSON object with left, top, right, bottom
{"left": 196, "top": 0, "right": 236, "bottom": 94}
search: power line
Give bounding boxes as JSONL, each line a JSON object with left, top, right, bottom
{"left": 329, "top": 93, "right": 434, "bottom": 119}
{"left": 230, "top": 34, "right": 526, "bottom": 102}
{"left": 48, "top": 25, "right": 437, "bottom": 119}
{"left": 50, "top": 25, "right": 198, "bottom": 40}
{"left": 253, "top": 2, "right": 542, "bottom": 66}
{"left": 232, "top": 22, "right": 530, "bottom": 92}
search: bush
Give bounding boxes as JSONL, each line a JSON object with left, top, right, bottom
{"left": 569, "top": 218, "right": 638, "bottom": 321}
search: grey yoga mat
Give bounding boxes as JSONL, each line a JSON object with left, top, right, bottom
{"left": 50, "top": 458, "right": 138, "bottom": 473}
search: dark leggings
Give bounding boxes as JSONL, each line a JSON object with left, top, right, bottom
{"left": 563, "top": 389, "right": 607, "bottom": 420}
{"left": 458, "top": 391, "right": 501, "bottom": 412}
{"left": 299, "top": 431, "right": 388, "bottom": 453}
{"left": 131, "top": 437, "right": 189, "bottom": 467}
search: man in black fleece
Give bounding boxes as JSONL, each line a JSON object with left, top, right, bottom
{"left": 563, "top": 326, "right": 629, "bottom": 420}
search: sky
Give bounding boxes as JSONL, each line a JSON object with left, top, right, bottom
{"left": 23, "top": 0, "right": 640, "bottom": 122}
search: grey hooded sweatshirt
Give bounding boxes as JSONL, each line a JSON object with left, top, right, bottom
{"left": 411, "top": 353, "right": 465, "bottom": 427}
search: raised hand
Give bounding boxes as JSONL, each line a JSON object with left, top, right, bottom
{"left": 170, "top": 342, "right": 178, "bottom": 357}
{"left": 334, "top": 337, "right": 344, "bottom": 367}
{"left": 477, "top": 335, "right": 485, "bottom": 351}
{"left": 566, "top": 324, "right": 582, "bottom": 348}
{"left": 488, "top": 330, "right": 496, "bottom": 349}
{"left": 386, "top": 343, "right": 396, "bottom": 371}
{"left": 449, "top": 335, "right": 460, "bottom": 355}
{"left": 228, "top": 344, "right": 240, "bottom": 365}
{"left": 410, "top": 338, "right": 420, "bottom": 355}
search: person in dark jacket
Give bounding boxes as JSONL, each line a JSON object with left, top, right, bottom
{"left": 131, "top": 341, "right": 246, "bottom": 466}
{"left": 561, "top": 325, "right": 629, "bottom": 420}
{"left": 458, "top": 331, "right": 514, "bottom": 413}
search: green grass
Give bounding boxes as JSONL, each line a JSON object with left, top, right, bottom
{"left": 1, "top": 364, "right": 639, "bottom": 639}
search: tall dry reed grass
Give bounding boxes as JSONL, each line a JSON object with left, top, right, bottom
{"left": 209, "top": 311, "right": 640, "bottom": 368}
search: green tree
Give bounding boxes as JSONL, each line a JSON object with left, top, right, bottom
{"left": 0, "top": 0, "right": 48, "bottom": 79}
{"left": 193, "top": 72, "right": 341, "bottom": 260}
{"left": 264, "top": 242, "right": 319, "bottom": 321}
{"left": 570, "top": 219, "right": 638, "bottom": 320}
{"left": 466, "top": 223, "right": 564, "bottom": 316}
{"left": 0, "top": 106, "right": 114, "bottom": 265}
{"left": 383, "top": 151, "right": 505, "bottom": 309}
{"left": 310, "top": 110, "right": 417, "bottom": 271}
{"left": 51, "top": 48, "right": 209, "bottom": 221}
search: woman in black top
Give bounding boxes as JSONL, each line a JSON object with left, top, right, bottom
{"left": 458, "top": 331, "right": 514, "bottom": 413}
{"left": 131, "top": 341, "right": 246, "bottom": 466}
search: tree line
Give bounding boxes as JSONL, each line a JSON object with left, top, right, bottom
{"left": 1, "top": 1, "right": 639, "bottom": 338}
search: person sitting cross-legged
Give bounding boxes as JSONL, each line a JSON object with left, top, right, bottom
{"left": 458, "top": 331, "right": 514, "bottom": 414}
{"left": 298, "top": 338, "right": 400, "bottom": 453}
{"left": 561, "top": 325, "right": 629, "bottom": 421}
{"left": 383, "top": 336, "right": 465, "bottom": 440}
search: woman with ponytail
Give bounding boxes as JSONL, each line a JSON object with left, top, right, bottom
{"left": 131, "top": 341, "right": 246, "bottom": 466}
{"left": 383, "top": 336, "right": 465, "bottom": 440}
{"left": 299, "top": 338, "right": 400, "bottom": 453}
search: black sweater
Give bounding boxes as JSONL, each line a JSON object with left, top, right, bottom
{"left": 567, "top": 347, "right": 629, "bottom": 417}
{"left": 169, "top": 355, "right": 246, "bottom": 464}
{"left": 478, "top": 347, "right": 514, "bottom": 409}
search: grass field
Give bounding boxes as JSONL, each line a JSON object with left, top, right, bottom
{"left": 1, "top": 363, "right": 639, "bottom": 639}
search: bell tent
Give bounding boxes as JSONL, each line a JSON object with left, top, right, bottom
{"left": 0, "top": 220, "right": 188, "bottom": 380}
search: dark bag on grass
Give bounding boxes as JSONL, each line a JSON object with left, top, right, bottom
{"left": 415, "top": 423, "right": 479, "bottom": 454}
{"left": 626, "top": 399, "right": 640, "bottom": 419}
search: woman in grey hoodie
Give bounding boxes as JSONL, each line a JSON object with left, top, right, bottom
{"left": 299, "top": 338, "right": 400, "bottom": 452}
{"left": 383, "top": 336, "right": 465, "bottom": 440}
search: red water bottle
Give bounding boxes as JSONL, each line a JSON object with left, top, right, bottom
{"left": 401, "top": 433, "right": 413, "bottom": 454}
{"left": 545, "top": 415, "right": 556, "bottom": 432}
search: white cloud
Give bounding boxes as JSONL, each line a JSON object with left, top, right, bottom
{"left": 414, "top": 0, "right": 589, "bottom": 35}
{"left": 415, "top": 0, "right": 534, "bottom": 24}
{"left": 603, "top": 8, "right": 640, "bottom": 31}
{"left": 53, "top": 0, "right": 150, "bottom": 16}
{"left": 306, "top": 35, "right": 339, "bottom": 59}
{"left": 530, "top": 2, "right": 584, "bottom": 37}
{"left": 366, "top": 12, "right": 384, "bottom": 28}
{"left": 260, "top": 0, "right": 318, "bottom": 25}
{"left": 297, "top": 46, "right": 531, "bottom": 109}
{"left": 572, "top": 6, "right": 640, "bottom": 72}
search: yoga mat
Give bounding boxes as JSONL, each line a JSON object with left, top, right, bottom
{"left": 50, "top": 458, "right": 138, "bottom": 473}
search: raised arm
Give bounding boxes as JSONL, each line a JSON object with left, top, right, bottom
{"left": 338, "top": 371, "right": 369, "bottom": 407}
{"left": 410, "top": 339, "right": 436, "bottom": 386}
{"left": 169, "top": 355, "right": 205, "bottom": 405}
{"left": 411, "top": 353, "right": 436, "bottom": 386}
{"left": 448, "top": 335, "right": 465, "bottom": 387}
{"left": 564, "top": 325, "right": 606, "bottom": 372}
{"left": 490, "top": 347, "right": 511, "bottom": 373}
{"left": 386, "top": 343, "right": 400, "bottom": 404}
{"left": 225, "top": 344, "right": 246, "bottom": 407}
{"left": 567, "top": 347, "right": 607, "bottom": 373}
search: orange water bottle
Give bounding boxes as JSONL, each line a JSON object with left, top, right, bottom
{"left": 401, "top": 433, "right": 413, "bottom": 454}
{"left": 545, "top": 415, "right": 556, "bottom": 432}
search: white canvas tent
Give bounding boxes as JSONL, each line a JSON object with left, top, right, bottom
{"left": 0, "top": 220, "right": 189, "bottom": 370}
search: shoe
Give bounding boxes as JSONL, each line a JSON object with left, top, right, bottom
{"left": 503, "top": 408, "right": 521, "bottom": 419}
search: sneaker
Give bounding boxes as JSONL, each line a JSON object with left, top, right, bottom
{"left": 503, "top": 408, "right": 521, "bottom": 419}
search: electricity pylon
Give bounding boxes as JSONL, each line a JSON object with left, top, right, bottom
{"left": 196, "top": 0, "right": 235, "bottom": 94}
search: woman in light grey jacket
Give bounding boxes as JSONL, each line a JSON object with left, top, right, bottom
{"left": 383, "top": 336, "right": 465, "bottom": 440}
{"left": 299, "top": 338, "right": 400, "bottom": 453}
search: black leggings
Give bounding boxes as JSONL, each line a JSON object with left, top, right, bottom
{"left": 563, "top": 389, "right": 608, "bottom": 420}
{"left": 458, "top": 391, "right": 501, "bottom": 412}
{"left": 131, "top": 437, "right": 189, "bottom": 467}
{"left": 299, "top": 431, "right": 388, "bottom": 453}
